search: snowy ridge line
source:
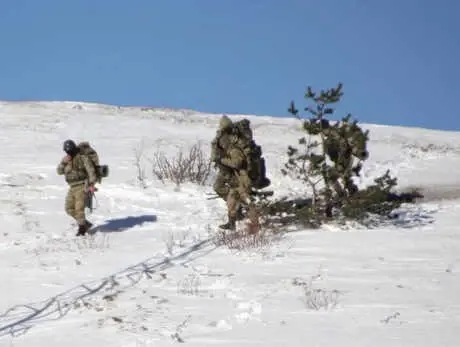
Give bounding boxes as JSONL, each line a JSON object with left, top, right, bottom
{"left": 0, "top": 237, "right": 216, "bottom": 338}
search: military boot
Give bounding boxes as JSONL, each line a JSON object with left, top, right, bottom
{"left": 236, "top": 206, "right": 245, "bottom": 221}
{"left": 219, "top": 216, "right": 236, "bottom": 230}
{"left": 76, "top": 223, "right": 87, "bottom": 236}
{"left": 76, "top": 220, "right": 92, "bottom": 237}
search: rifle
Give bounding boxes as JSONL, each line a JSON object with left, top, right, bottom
{"left": 84, "top": 185, "right": 98, "bottom": 213}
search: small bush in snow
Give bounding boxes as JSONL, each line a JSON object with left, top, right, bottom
{"left": 133, "top": 141, "right": 148, "bottom": 189}
{"left": 151, "top": 141, "right": 212, "bottom": 186}
{"left": 303, "top": 285, "right": 340, "bottom": 310}
{"left": 163, "top": 231, "right": 175, "bottom": 255}
{"left": 214, "top": 208, "right": 282, "bottom": 251}
{"left": 215, "top": 228, "right": 273, "bottom": 251}
{"left": 76, "top": 233, "right": 111, "bottom": 250}
{"left": 177, "top": 272, "right": 202, "bottom": 296}
{"left": 162, "top": 229, "right": 191, "bottom": 255}
{"left": 292, "top": 276, "right": 341, "bottom": 311}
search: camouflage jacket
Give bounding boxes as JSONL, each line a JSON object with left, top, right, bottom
{"left": 221, "top": 144, "right": 253, "bottom": 192}
{"left": 211, "top": 131, "right": 231, "bottom": 161}
{"left": 57, "top": 153, "right": 97, "bottom": 187}
{"left": 220, "top": 146, "right": 246, "bottom": 171}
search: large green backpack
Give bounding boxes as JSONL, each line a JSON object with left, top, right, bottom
{"left": 78, "top": 142, "right": 109, "bottom": 183}
{"left": 233, "top": 119, "right": 271, "bottom": 190}
{"left": 233, "top": 119, "right": 253, "bottom": 145}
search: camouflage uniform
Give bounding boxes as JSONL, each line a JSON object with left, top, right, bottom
{"left": 323, "top": 127, "right": 358, "bottom": 197}
{"left": 212, "top": 132, "right": 235, "bottom": 199}
{"left": 211, "top": 116, "right": 251, "bottom": 229}
{"left": 57, "top": 140, "right": 97, "bottom": 235}
{"left": 218, "top": 136, "right": 253, "bottom": 230}
{"left": 211, "top": 116, "right": 236, "bottom": 199}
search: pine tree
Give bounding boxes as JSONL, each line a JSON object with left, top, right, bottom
{"left": 280, "top": 83, "right": 422, "bottom": 226}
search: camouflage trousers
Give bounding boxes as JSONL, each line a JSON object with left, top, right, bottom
{"left": 65, "top": 183, "right": 87, "bottom": 225}
{"left": 226, "top": 172, "right": 252, "bottom": 220}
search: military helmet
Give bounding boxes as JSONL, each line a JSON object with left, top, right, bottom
{"left": 63, "top": 139, "right": 78, "bottom": 156}
{"left": 219, "top": 115, "right": 233, "bottom": 130}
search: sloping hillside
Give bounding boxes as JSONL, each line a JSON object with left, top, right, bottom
{"left": 1, "top": 101, "right": 459, "bottom": 347}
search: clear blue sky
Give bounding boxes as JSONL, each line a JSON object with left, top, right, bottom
{"left": 0, "top": 0, "right": 459, "bottom": 130}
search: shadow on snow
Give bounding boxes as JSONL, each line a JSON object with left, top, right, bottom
{"left": 90, "top": 214, "right": 157, "bottom": 233}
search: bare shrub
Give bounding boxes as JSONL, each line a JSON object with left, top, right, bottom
{"left": 133, "top": 142, "right": 148, "bottom": 189}
{"left": 303, "top": 286, "right": 340, "bottom": 310}
{"left": 246, "top": 204, "right": 261, "bottom": 235}
{"left": 162, "top": 229, "right": 192, "bottom": 256}
{"left": 212, "top": 201, "right": 287, "bottom": 251}
{"left": 292, "top": 275, "right": 341, "bottom": 311}
{"left": 170, "top": 315, "right": 192, "bottom": 343}
{"left": 76, "top": 233, "right": 111, "bottom": 250}
{"left": 150, "top": 141, "right": 212, "bottom": 186}
{"left": 163, "top": 231, "right": 175, "bottom": 255}
{"left": 214, "top": 223, "right": 280, "bottom": 252}
{"left": 177, "top": 272, "right": 202, "bottom": 296}
{"left": 176, "top": 228, "right": 191, "bottom": 247}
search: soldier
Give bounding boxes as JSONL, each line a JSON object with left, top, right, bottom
{"left": 57, "top": 139, "right": 97, "bottom": 236}
{"left": 214, "top": 133, "right": 253, "bottom": 230}
{"left": 323, "top": 122, "right": 362, "bottom": 197}
{"left": 211, "top": 115, "right": 236, "bottom": 202}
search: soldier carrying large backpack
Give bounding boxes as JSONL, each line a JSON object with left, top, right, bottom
{"left": 211, "top": 116, "right": 238, "bottom": 204}
{"left": 211, "top": 115, "right": 271, "bottom": 229}
{"left": 57, "top": 139, "right": 108, "bottom": 236}
{"left": 231, "top": 118, "right": 271, "bottom": 191}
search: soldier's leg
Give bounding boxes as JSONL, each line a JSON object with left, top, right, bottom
{"left": 73, "top": 185, "right": 87, "bottom": 226}
{"left": 219, "top": 188, "right": 239, "bottom": 230}
{"left": 65, "top": 187, "right": 76, "bottom": 220}
{"left": 227, "top": 190, "right": 240, "bottom": 221}
{"left": 213, "top": 171, "right": 230, "bottom": 200}
{"left": 75, "top": 185, "right": 91, "bottom": 236}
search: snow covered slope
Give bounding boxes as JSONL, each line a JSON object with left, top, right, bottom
{"left": 0, "top": 101, "right": 459, "bottom": 346}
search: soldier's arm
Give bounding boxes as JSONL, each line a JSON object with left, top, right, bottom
{"left": 210, "top": 139, "right": 219, "bottom": 162}
{"left": 220, "top": 148, "right": 245, "bottom": 170}
{"left": 57, "top": 160, "right": 66, "bottom": 175}
{"left": 82, "top": 156, "right": 97, "bottom": 185}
